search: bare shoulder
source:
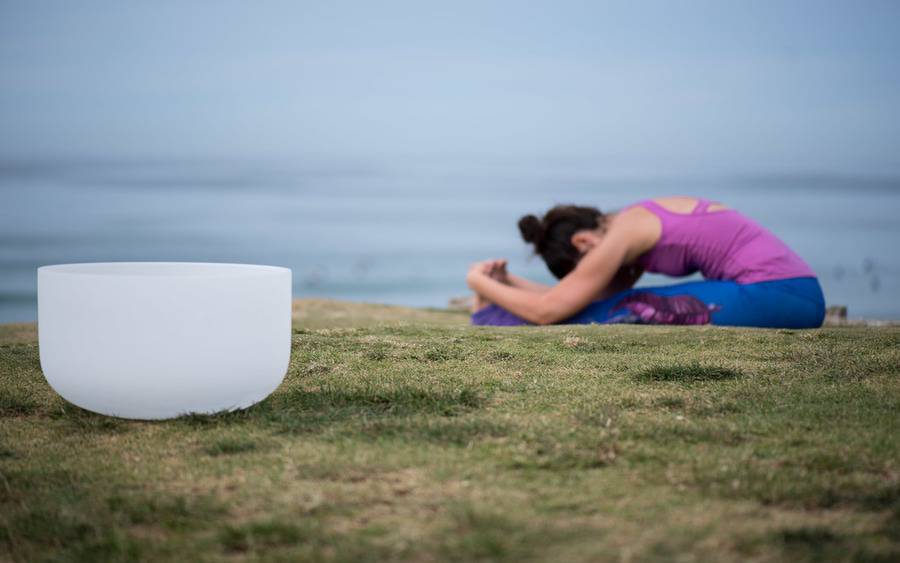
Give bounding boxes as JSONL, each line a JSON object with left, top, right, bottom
{"left": 653, "top": 196, "right": 730, "bottom": 213}
{"left": 606, "top": 206, "right": 661, "bottom": 262}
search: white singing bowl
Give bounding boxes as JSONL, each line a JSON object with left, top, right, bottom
{"left": 38, "top": 262, "right": 292, "bottom": 420}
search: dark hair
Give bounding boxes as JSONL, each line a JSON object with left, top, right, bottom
{"left": 518, "top": 204, "right": 604, "bottom": 278}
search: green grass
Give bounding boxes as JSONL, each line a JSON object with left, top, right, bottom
{"left": 1, "top": 299, "right": 898, "bottom": 562}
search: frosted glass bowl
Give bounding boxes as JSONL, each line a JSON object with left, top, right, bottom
{"left": 38, "top": 262, "right": 292, "bottom": 420}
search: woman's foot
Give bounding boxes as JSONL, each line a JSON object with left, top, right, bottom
{"left": 473, "top": 293, "right": 493, "bottom": 312}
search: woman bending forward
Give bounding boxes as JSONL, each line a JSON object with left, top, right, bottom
{"left": 467, "top": 196, "right": 824, "bottom": 328}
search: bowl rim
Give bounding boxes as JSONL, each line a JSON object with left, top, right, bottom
{"left": 38, "top": 262, "right": 291, "bottom": 278}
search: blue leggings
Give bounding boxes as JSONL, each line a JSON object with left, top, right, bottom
{"left": 471, "top": 277, "right": 825, "bottom": 328}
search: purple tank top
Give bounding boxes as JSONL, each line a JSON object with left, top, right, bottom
{"left": 631, "top": 199, "right": 816, "bottom": 284}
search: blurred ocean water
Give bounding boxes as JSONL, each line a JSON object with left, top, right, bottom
{"left": 1, "top": 158, "right": 898, "bottom": 322}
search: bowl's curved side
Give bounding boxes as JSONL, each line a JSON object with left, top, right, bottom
{"left": 38, "top": 266, "right": 292, "bottom": 420}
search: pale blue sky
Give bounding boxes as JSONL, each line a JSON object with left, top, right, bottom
{"left": 2, "top": 0, "right": 899, "bottom": 174}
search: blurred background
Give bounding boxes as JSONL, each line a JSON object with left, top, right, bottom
{"left": 1, "top": 0, "right": 898, "bottom": 322}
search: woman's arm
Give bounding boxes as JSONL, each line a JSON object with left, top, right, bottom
{"left": 478, "top": 258, "right": 552, "bottom": 293}
{"left": 503, "top": 260, "right": 640, "bottom": 296}
{"left": 467, "top": 226, "right": 634, "bottom": 325}
{"left": 506, "top": 273, "right": 552, "bottom": 293}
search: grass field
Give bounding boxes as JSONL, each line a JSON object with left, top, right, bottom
{"left": 1, "top": 299, "right": 899, "bottom": 562}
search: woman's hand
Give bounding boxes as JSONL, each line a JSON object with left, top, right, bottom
{"left": 486, "top": 259, "right": 509, "bottom": 283}
{"left": 467, "top": 259, "right": 508, "bottom": 287}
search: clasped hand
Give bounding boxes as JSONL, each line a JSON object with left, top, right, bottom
{"left": 466, "top": 258, "right": 508, "bottom": 287}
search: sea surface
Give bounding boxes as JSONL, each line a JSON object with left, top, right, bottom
{"left": 1, "top": 158, "right": 898, "bottom": 323}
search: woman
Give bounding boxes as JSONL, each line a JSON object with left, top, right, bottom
{"left": 467, "top": 196, "right": 825, "bottom": 328}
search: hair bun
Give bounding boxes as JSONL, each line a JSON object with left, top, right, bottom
{"left": 518, "top": 214, "right": 544, "bottom": 245}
